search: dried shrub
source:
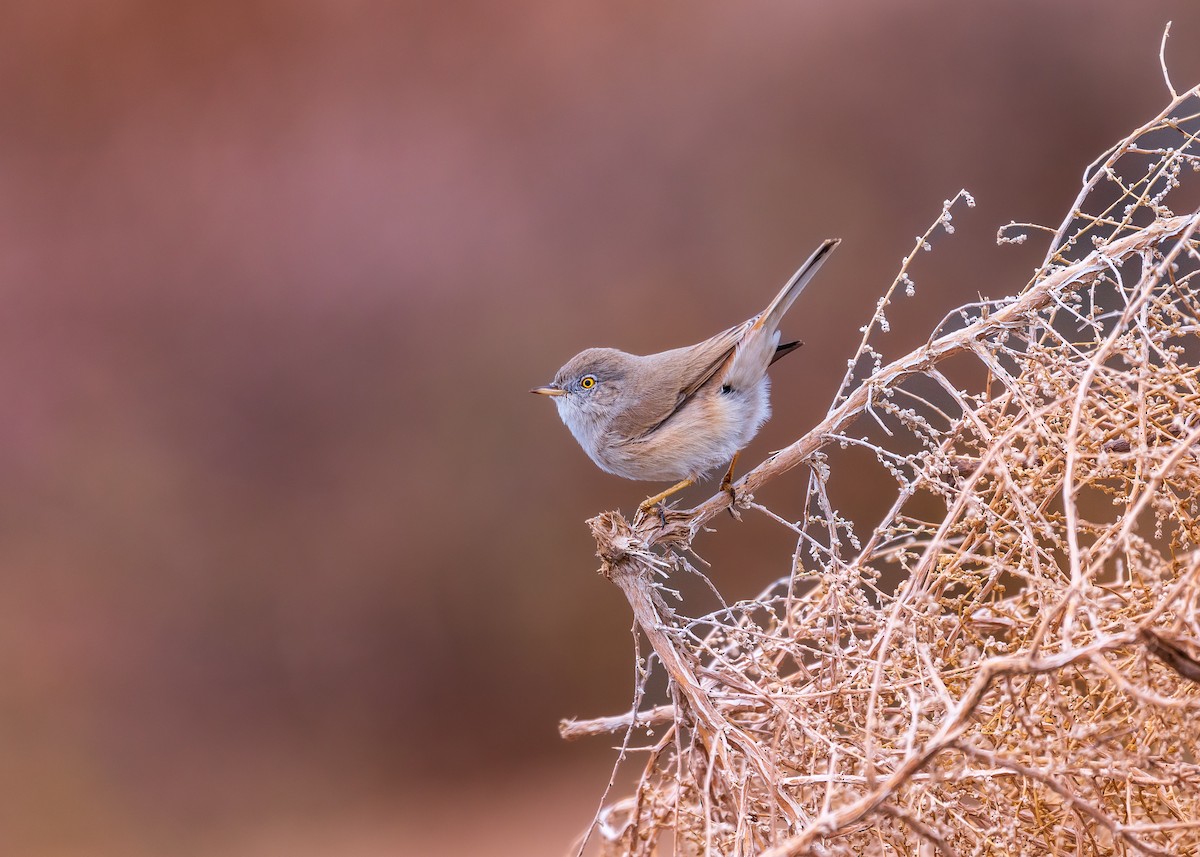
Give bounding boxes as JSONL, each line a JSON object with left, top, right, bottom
{"left": 563, "top": 59, "right": 1200, "bottom": 857}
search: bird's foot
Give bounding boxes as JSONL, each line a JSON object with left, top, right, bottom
{"left": 720, "top": 454, "right": 743, "bottom": 521}
{"left": 636, "top": 499, "right": 674, "bottom": 530}
{"left": 634, "top": 478, "right": 696, "bottom": 533}
{"left": 631, "top": 505, "right": 692, "bottom": 547}
{"left": 636, "top": 478, "right": 695, "bottom": 518}
{"left": 721, "top": 476, "right": 743, "bottom": 521}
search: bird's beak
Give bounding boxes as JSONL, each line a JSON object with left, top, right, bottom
{"left": 530, "top": 385, "right": 566, "bottom": 397}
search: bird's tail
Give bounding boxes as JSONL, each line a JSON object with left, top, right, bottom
{"left": 720, "top": 238, "right": 840, "bottom": 395}
{"left": 754, "top": 238, "right": 840, "bottom": 337}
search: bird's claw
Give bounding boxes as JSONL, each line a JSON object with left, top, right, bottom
{"left": 636, "top": 497, "right": 680, "bottom": 529}
{"left": 721, "top": 475, "right": 743, "bottom": 521}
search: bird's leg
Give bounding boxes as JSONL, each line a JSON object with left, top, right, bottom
{"left": 638, "top": 477, "right": 696, "bottom": 517}
{"left": 720, "top": 453, "right": 742, "bottom": 520}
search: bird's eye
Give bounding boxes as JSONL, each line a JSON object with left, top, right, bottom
{"left": 580, "top": 375, "right": 596, "bottom": 390}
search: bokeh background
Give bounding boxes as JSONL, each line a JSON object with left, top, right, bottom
{"left": 4, "top": 2, "right": 1200, "bottom": 855}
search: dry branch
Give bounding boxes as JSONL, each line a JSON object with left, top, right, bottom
{"left": 572, "top": 79, "right": 1200, "bottom": 856}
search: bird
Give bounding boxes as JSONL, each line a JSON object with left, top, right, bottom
{"left": 532, "top": 238, "right": 839, "bottom": 513}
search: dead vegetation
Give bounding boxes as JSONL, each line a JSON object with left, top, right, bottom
{"left": 563, "top": 52, "right": 1200, "bottom": 857}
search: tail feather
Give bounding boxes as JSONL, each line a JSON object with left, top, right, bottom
{"left": 770, "top": 339, "right": 803, "bottom": 365}
{"left": 721, "top": 239, "right": 839, "bottom": 394}
{"left": 755, "top": 238, "right": 840, "bottom": 337}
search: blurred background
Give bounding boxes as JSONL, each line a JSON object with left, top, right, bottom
{"left": 3, "top": 2, "right": 1200, "bottom": 854}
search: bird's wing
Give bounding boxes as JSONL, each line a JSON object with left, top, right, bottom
{"left": 612, "top": 322, "right": 749, "bottom": 442}
{"left": 676, "top": 321, "right": 751, "bottom": 401}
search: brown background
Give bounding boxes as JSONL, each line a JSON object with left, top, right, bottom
{"left": 3, "top": 2, "right": 1200, "bottom": 855}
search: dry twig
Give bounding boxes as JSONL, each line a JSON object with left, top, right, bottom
{"left": 569, "top": 69, "right": 1200, "bottom": 857}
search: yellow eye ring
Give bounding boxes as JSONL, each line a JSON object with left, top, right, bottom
{"left": 580, "top": 375, "right": 596, "bottom": 389}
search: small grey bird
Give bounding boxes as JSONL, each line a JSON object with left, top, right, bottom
{"left": 532, "top": 239, "right": 839, "bottom": 511}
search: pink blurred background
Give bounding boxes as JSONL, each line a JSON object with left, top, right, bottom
{"left": 3, "top": 2, "right": 1199, "bottom": 854}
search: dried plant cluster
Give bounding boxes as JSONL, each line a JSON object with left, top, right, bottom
{"left": 564, "top": 79, "right": 1200, "bottom": 856}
